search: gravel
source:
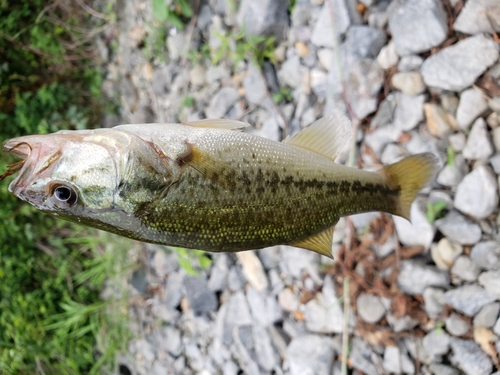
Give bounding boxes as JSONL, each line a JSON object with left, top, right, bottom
{"left": 456, "top": 88, "right": 489, "bottom": 131}
{"left": 471, "top": 241, "right": 500, "bottom": 270}
{"left": 388, "top": 0, "right": 447, "bottom": 56}
{"left": 95, "top": 0, "right": 500, "bottom": 373}
{"left": 420, "top": 35, "right": 499, "bottom": 91}
{"left": 444, "top": 285, "right": 497, "bottom": 317}
{"left": 449, "top": 338, "right": 493, "bottom": 375}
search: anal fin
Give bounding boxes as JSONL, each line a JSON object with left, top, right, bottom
{"left": 289, "top": 221, "right": 338, "bottom": 258}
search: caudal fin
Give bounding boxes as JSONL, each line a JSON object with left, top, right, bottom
{"left": 381, "top": 153, "right": 437, "bottom": 220}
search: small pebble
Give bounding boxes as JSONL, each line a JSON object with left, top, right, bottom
{"left": 446, "top": 313, "right": 470, "bottom": 337}
{"left": 392, "top": 71, "right": 426, "bottom": 95}
{"left": 456, "top": 88, "right": 488, "bottom": 131}
{"left": 450, "top": 255, "right": 481, "bottom": 282}
{"left": 431, "top": 238, "right": 462, "bottom": 271}
{"left": 478, "top": 270, "right": 500, "bottom": 299}
{"left": 473, "top": 302, "right": 500, "bottom": 328}
{"left": 357, "top": 294, "right": 386, "bottom": 324}
{"left": 462, "top": 118, "right": 494, "bottom": 161}
{"left": 444, "top": 285, "right": 496, "bottom": 317}
{"left": 471, "top": 241, "right": 500, "bottom": 270}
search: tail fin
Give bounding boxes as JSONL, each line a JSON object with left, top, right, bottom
{"left": 381, "top": 153, "right": 437, "bottom": 220}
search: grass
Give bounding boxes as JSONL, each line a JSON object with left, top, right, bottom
{"left": 0, "top": 0, "right": 133, "bottom": 373}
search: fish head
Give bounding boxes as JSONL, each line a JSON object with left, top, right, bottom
{"left": 1, "top": 129, "right": 127, "bottom": 224}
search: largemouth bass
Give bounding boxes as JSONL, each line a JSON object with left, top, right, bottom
{"left": 0, "top": 114, "right": 436, "bottom": 257}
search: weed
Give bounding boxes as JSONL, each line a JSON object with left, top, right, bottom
{"left": 447, "top": 145, "right": 456, "bottom": 167}
{"left": 213, "top": 30, "right": 277, "bottom": 67}
{"left": 0, "top": 0, "right": 126, "bottom": 373}
{"left": 272, "top": 87, "right": 293, "bottom": 104}
{"left": 182, "top": 95, "right": 195, "bottom": 107}
{"left": 174, "top": 247, "right": 213, "bottom": 276}
{"left": 152, "top": 0, "right": 193, "bottom": 29}
{"left": 426, "top": 200, "right": 448, "bottom": 223}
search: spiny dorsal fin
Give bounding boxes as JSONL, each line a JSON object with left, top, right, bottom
{"left": 289, "top": 221, "right": 338, "bottom": 258}
{"left": 182, "top": 119, "right": 250, "bottom": 130}
{"left": 283, "top": 113, "right": 352, "bottom": 161}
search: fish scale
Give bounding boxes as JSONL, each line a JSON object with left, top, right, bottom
{"left": 1, "top": 114, "right": 437, "bottom": 257}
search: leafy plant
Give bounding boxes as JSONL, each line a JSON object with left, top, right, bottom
{"left": 0, "top": 0, "right": 127, "bottom": 373}
{"left": 152, "top": 0, "right": 193, "bottom": 29}
{"left": 426, "top": 200, "right": 448, "bottom": 223}
{"left": 212, "top": 30, "right": 277, "bottom": 67}
{"left": 174, "top": 248, "right": 213, "bottom": 276}
{"left": 272, "top": 87, "right": 293, "bottom": 104}
{"left": 447, "top": 145, "right": 456, "bottom": 167}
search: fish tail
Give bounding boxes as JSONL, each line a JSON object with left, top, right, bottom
{"left": 381, "top": 153, "right": 437, "bottom": 220}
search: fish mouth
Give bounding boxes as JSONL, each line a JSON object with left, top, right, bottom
{"left": 1, "top": 135, "right": 64, "bottom": 203}
{"left": 0, "top": 140, "right": 32, "bottom": 183}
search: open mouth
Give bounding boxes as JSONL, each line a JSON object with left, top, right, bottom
{"left": 0, "top": 141, "right": 32, "bottom": 182}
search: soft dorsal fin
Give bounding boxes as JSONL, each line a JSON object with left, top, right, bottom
{"left": 283, "top": 113, "right": 352, "bottom": 161}
{"left": 182, "top": 119, "right": 250, "bottom": 130}
{"left": 289, "top": 221, "right": 338, "bottom": 258}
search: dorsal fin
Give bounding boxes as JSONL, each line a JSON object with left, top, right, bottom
{"left": 182, "top": 119, "right": 250, "bottom": 130}
{"left": 289, "top": 221, "right": 338, "bottom": 258}
{"left": 283, "top": 113, "right": 352, "bottom": 161}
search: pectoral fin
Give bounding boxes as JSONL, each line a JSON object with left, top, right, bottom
{"left": 180, "top": 144, "right": 236, "bottom": 190}
{"left": 289, "top": 222, "right": 338, "bottom": 258}
{"left": 283, "top": 112, "right": 352, "bottom": 161}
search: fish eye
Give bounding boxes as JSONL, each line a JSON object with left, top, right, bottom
{"left": 50, "top": 184, "right": 78, "bottom": 207}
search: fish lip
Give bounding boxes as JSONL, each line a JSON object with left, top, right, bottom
{"left": 2, "top": 138, "right": 32, "bottom": 159}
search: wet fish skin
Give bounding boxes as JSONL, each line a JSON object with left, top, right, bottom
{"left": 1, "top": 115, "right": 437, "bottom": 257}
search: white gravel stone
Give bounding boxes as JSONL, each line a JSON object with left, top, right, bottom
{"left": 454, "top": 165, "right": 498, "bottom": 220}
{"left": 345, "top": 59, "right": 384, "bottom": 119}
{"left": 420, "top": 35, "right": 500, "bottom": 91}
{"left": 206, "top": 87, "right": 240, "bottom": 119}
{"left": 311, "top": 0, "right": 350, "bottom": 47}
{"left": 451, "top": 255, "right": 481, "bottom": 282}
{"left": 423, "top": 329, "right": 450, "bottom": 362}
{"left": 453, "top": 0, "right": 500, "bottom": 34}
{"left": 278, "top": 288, "right": 299, "bottom": 312}
{"left": 449, "top": 338, "right": 493, "bottom": 375}
{"left": 388, "top": 0, "right": 448, "bottom": 56}
{"left": 393, "top": 199, "right": 435, "bottom": 250}
{"left": 462, "top": 118, "right": 494, "bottom": 161}
{"left": 304, "top": 276, "right": 343, "bottom": 333}
{"left": 435, "top": 210, "right": 482, "bottom": 245}
{"left": 437, "top": 154, "right": 468, "bottom": 187}
{"left": 376, "top": 41, "right": 399, "bottom": 69}
{"left": 431, "top": 238, "right": 463, "bottom": 271}
{"left": 473, "top": 302, "right": 500, "bottom": 328}
{"left": 494, "top": 316, "right": 500, "bottom": 335}
{"left": 286, "top": 335, "right": 335, "bottom": 375}
{"left": 456, "top": 88, "right": 488, "bottom": 131}
{"left": 448, "top": 132, "right": 466, "bottom": 152}
{"left": 317, "top": 48, "right": 334, "bottom": 71}
{"left": 423, "top": 287, "right": 446, "bottom": 319}
{"left": 471, "top": 242, "right": 500, "bottom": 271}
{"left": 397, "top": 55, "right": 424, "bottom": 71}
{"left": 393, "top": 92, "right": 425, "bottom": 131}
{"left": 356, "top": 294, "right": 386, "bottom": 324}
{"left": 383, "top": 345, "right": 415, "bottom": 374}
{"left": 446, "top": 313, "right": 471, "bottom": 337}
{"left": 444, "top": 285, "right": 496, "bottom": 316}
{"left": 397, "top": 260, "right": 450, "bottom": 295}
{"left": 478, "top": 270, "right": 500, "bottom": 299}
{"left": 236, "top": 251, "right": 269, "bottom": 291}
{"left": 237, "top": 0, "right": 289, "bottom": 40}
{"left": 424, "top": 103, "right": 453, "bottom": 138}
{"left": 392, "top": 71, "right": 426, "bottom": 96}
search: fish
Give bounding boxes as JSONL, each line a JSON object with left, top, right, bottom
{"left": 0, "top": 113, "right": 436, "bottom": 257}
